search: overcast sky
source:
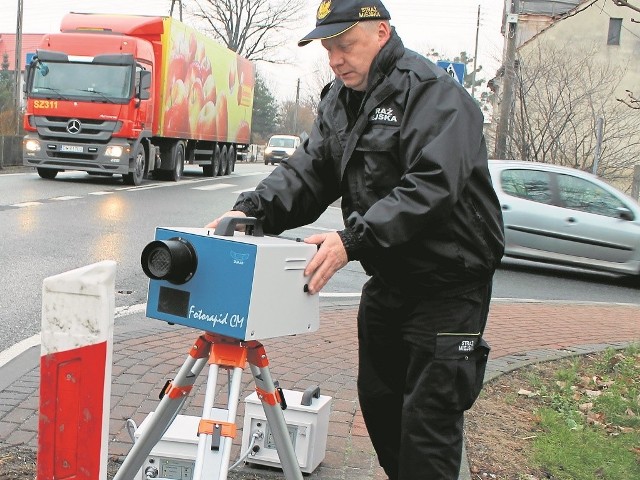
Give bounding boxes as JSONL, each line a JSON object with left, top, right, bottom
{"left": 2, "top": 0, "right": 506, "bottom": 99}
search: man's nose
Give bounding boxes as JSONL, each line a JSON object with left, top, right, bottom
{"left": 328, "top": 51, "right": 343, "bottom": 69}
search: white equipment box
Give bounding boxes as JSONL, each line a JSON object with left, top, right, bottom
{"left": 134, "top": 412, "right": 199, "bottom": 479}
{"left": 241, "top": 387, "right": 332, "bottom": 473}
{"left": 134, "top": 408, "right": 230, "bottom": 479}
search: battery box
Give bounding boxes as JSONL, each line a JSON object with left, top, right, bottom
{"left": 241, "top": 386, "right": 331, "bottom": 473}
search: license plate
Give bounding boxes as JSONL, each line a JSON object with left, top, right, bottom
{"left": 60, "top": 145, "right": 83, "bottom": 153}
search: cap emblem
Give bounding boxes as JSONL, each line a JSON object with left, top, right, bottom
{"left": 360, "top": 6, "right": 383, "bottom": 18}
{"left": 317, "top": 0, "right": 332, "bottom": 20}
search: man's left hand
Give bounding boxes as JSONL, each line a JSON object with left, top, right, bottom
{"left": 303, "top": 232, "right": 348, "bottom": 294}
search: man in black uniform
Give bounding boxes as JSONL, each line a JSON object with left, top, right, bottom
{"left": 207, "top": 1, "right": 504, "bottom": 478}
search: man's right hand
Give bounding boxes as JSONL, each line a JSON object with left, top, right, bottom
{"left": 205, "top": 210, "right": 247, "bottom": 229}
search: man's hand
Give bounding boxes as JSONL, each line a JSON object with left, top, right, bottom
{"left": 205, "top": 210, "right": 247, "bottom": 229}
{"left": 303, "top": 232, "right": 348, "bottom": 294}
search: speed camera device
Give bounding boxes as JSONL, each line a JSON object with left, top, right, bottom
{"left": 141, "top": 217, "right": 319, "bottom": 340}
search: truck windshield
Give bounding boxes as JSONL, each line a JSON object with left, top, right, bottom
{"left": 30, "top": 62, "right": 133, "bottom": 102}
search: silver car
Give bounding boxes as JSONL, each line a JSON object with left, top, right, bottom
{"left": 488, "top": 160, "right": 640, "bottom": 278}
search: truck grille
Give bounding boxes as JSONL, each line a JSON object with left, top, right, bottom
{"left": 34, "top": 116, "right": 120, "bottom": 143}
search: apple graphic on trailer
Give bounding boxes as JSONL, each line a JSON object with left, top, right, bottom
{"left": 236, "top": 120, "right": 250, "bottom": 144}
{"left": 203, "top": 75, "right": 217, "bottom": 105}
{"left": 216, "top": 93, "right": 229, "bottom": 141}
{"left": 165, "top": 79, "right": 189, "bottom": 134}
{"left": 169, "top": 54, "right": 188, "bottom": 86}
{"left": 188, "top": 78, "right": 205, "bottom": 135}
{"left": 197, "top": 101, "right": 217, "bottom": 140}
{"left": 188, "top": 32, "right": 198, "bottom": 64}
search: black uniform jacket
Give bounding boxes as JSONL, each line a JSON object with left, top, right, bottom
{"left": 233, "top": 31, "right": 504, "bottom": 295}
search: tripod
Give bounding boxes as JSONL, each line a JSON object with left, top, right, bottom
{"left": 113, "top": 332, "right": 303, "bottom": 480}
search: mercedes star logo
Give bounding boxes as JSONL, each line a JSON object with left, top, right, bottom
{"left": 66, "top": 119, "right": 82, "bottom": 134}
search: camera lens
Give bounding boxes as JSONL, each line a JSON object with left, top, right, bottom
{"left": 141, "top": 237, "right": 197, "bottom": 284}
{"left": 147, "top": 247, "right": 172, "bottom": 278}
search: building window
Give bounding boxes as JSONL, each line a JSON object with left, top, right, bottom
{"left": 608, "top": 18, "right": 622, "bottom": 45}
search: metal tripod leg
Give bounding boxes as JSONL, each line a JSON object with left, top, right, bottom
{"left": 113, "top": 335, "right": 211, "bottom": 480}
{"left": 191, "top": 337, "right": 246, "bottom": 480}
{"left": 247, "top": 343, "right": 303, "bottom": 480}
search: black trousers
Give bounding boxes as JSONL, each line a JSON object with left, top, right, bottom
{"left": 357, "top": 278, "right": 492, "bottom": 480}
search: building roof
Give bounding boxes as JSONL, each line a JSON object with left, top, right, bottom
{"left": 0, "top": 33, "right": 45, "bottom": 71}
{"left": 519, "top": 0, "right": 582, "bottom": 16}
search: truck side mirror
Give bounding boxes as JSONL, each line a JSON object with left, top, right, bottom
{"left": 138, "top": 70, "right": 152, "bottom": 100}
{"left": 23, "top": 65, "right": 30, "bottom": 94}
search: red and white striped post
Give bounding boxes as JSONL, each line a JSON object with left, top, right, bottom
{"left": 37, "top": 261, "right": 116, "bottom": 480}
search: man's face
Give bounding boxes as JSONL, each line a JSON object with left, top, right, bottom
{"left": 321, "top": 22, "right": 390, "bottom": 91}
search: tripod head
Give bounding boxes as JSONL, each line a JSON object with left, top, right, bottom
{"left": 141, "top": 218, "right": 319, "bottom": 340}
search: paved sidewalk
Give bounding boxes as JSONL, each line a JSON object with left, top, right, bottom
{"left": 0, "top": 298, "right": 638, "bottom": 479}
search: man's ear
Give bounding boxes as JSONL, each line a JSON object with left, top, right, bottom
{"left": 377, "top": 21, "right": 391, "bottom": 46}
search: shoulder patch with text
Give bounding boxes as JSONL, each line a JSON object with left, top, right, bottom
{"left": 369, "top": 106, "right": 401, "bottom": 126}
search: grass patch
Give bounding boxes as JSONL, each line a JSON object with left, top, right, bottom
{"left": 531, "top": 345, "right": 640, "bottom": 479}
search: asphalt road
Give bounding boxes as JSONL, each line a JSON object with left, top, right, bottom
{"left": 0, "top": 163, "right": 638, "bottom": 354}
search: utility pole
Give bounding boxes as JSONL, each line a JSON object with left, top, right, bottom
{"left": 293, "top": 78, "right": 300, "bottom": 134}
{"left": 14, "top": 0, "right": 24, "bottom": 135}
{"left": 592, "top": 116, "right": 604, "bottom": 175}
{"left": 471, "top": 4, "right": 480, "bottom": 99}
{"left": 170, "top": 0, "right": 183, "bottom": 21}
{"left": 494, "top": 0, "right": 519, "bottom": 159}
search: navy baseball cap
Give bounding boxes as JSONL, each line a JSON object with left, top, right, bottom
{"left": 298, "top": 0, "right": 391, "bottom": 47}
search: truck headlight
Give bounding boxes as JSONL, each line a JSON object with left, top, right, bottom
{"left": 24, "top": 139, "right": 41, "bottom": 152}
{"left": 105, "top": 145, "right": 124, "bottom": 157}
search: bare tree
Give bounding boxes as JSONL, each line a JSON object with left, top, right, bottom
{"left": 301, "top": 57, "right": 335, "bottom": 115}
{"left": 188, "top": 0, "right": 306, "bottom": 62}
{"left": 278, "top": 98, "right": 315, "bottom": 136}
{"left": 508, "top": 40, "right": 640, "bottom": 190}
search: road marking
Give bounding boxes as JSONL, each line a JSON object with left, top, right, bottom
{"left": 319, "top": 292, "right": 361, "bottom": 298}
{"left": 51, "top": 196, "right": 82, "bottom": 201}
{"left": 300, "top": 225, "right": 334, "bottom": 231}
{"left": 12, "top": 201, "right": 42, "bottom": 207}
{"left": 89, "top": 191, "right": 114, "bottom": 196}
{"left": 0, "top": 334, "right": 40, "bottom": 368}
{"left": 193, "top": 183, "right": 236, "bottom": 191}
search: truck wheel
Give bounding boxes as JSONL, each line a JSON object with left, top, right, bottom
{"left": 220, "top": 146, "right": 229, "bottom": 176}
{"left": 37, "top": 168, "right": 59, "bottom": 179}
{"left": 205, "top": 145, "right": 221, "bottom": 177}
{"left": 169, "top": 141, "right": 185, "bottom": 182}
{"left": 227, "top": 145, "right": 235, "bottom": 174}
{"left": 124, "top": 143, "right": 146, "bottom": 186}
